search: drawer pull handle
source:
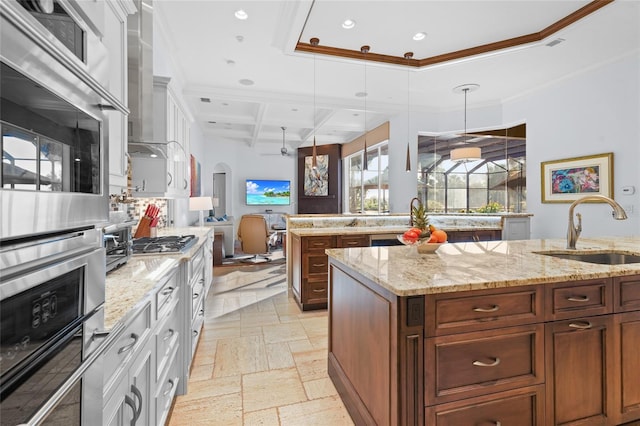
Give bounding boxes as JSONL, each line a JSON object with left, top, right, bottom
{"left": 193, "top": 292, "right": 200, "bottom": 299}
{"left": 567, "top": 295, "right": 590, "bottom": 302}
{"left": 199, "top": 309, "right": 205, "bottom": 316}
{"left": 312, "top": 263, "right": 326, "bottom": 267}
{"left": 163, "top": 329, "right": 175, "bottom": 341}
{"left": 312, "top": 242, "right": 325, "bottom": 246}
{"left": 473, "top": 305, "right": 499, "bottom": 313}
{"left": 569, "top": 321, "right": 592, "bottom": 330}
{"left": 118, "top": 333, "right": 139, "bottom": 354}
{"left": 493, "top": 422, "right": 502, "bottom": 426}
{"left": 161, "top": 286, "right": 175, "bottom": 296}
{"left": 163, "top": 379, "right": 175, "bottom": 396}
{"left": 312, "top": 288, "right": 325, "bottom": 293}
{"left": 346, "top": 241, "right": 359, "bottom": 245}
{"left": 193, "top": 329, "right": 199, "bottom": 337}
{"left": 472, "top": 357, "right": 501, "bottom": 367}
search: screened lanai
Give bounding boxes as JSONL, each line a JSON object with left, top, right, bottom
{"left": 417, "top": 123, "right": 526, "bottom": 213}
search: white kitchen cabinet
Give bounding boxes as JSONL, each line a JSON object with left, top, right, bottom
{"left": 502, "top": 216, "right": 531, "bottom": 240}
{"left": 130, "top": 76, "right": 191, "bottom": 197}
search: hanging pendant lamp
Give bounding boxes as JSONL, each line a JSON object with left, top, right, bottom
{"left": 361, "top": 45, "right": 369, "bottom": 171}
{"left": 450, "top": 84, "right": 482, "bottom": 162}
{"left": 405, "top": 52, "right": 413, "bottom": 172}
{"left": 310, "top": 38, "right": 319, "bottom": 169}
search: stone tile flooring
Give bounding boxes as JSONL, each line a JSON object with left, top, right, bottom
{"left": 168, "top": 261, "right": 353, "bottom": 426}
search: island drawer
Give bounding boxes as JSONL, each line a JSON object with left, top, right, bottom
{"left": 425, "top": 385, "right": 545, "bottom": 426}
{"left": 304, "top": 253, "right": 329, "bottom": 275}
{"left": 614, "top": 275, "right": 640, "bottom": 312}
{"left": 156, "top": 267, "right": 179, "bottom": 318}
{"left": 337, "top": 234, "right": 370, "bottom": 248}
{"left": 302, "top": 278, "right": 328, "bottom": 305}
{"left": 303, "top": 235, "right": 335, "bottom": 251}
{"left": 425, "top": 323, "right": 544, "bottom": 405}
{"left": 425, "top": 285, "right": 543, "bottom": 336}
{"left": 545, "top": 278, "right": 612, "bottom": 320}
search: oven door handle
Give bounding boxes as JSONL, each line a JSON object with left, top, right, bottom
{"left": 16, "top": 321, "right": 126, "bottom": 426}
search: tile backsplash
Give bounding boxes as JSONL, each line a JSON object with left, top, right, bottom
{"left": 110, "top": 198, "right": 169, "bottom": 228}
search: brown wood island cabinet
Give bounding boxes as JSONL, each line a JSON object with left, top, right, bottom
{"left": 291, "top": 233, "right": 371, "bottom": 310}
{"left": 326, "top": 263, "right": 640, "bottom": 426}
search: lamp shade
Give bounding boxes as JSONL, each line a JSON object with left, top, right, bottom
{"left": 450, "top": 146, "right": 482, "bottom": 162}
{"left": 189, "top": 196, "right": 213, "bottom": 211}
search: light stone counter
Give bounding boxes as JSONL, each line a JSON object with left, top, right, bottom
{"left": 104, "top": 227, "right": 213, "bottom": 329}
{"left": 326, "top": 236, "right": 640, "bottom": 297}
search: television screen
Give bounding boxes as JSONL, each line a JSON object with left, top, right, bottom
{"left": 246, "top": 179, "right": 290, "bottom": 206}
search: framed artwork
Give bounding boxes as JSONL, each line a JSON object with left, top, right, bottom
{"left": 190, "top": 154, "right": 201, "bottom": 197}
{"left": 304, "top": 154, "right": 329, "bottom": 196}
{"left": 541, "top": 152, "right": 613, "bottom": 203}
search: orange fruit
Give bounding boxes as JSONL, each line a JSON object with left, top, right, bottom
{"left": 432, "top": 229, "right": 447, "bottom": 243}
{"left": 427, "top": 234, "right": 438, "bottom": 243}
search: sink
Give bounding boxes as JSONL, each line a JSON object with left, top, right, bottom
{"left": 536, "top": 251, "right": 640, "bottom": 265}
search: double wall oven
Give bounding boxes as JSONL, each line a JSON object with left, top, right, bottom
{"left": 0, "top": 0, "right": 126, "bottom": 424}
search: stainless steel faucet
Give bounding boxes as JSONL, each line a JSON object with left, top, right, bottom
{"left": 566, "top": 194, "right": 628, "bottom": 249}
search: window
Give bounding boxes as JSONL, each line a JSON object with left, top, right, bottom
{"left": 345, "top": 142, "right": 389, "bottom": 213}
{"left": 417, "top": 124, "right": 526, "bottom": 213}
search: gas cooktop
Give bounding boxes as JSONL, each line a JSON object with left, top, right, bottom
{"left": 132, "top": 235, "right": 198, "bottom": 255}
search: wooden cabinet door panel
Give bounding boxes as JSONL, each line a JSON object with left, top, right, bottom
{"left": 303, "top": 279, "right": 328, "bottom": 305}
{"left": 545, "top": 315, "right": 615, "bottom": 426}
{"left": 615, "top": 275, "right": 640, "bottom": 313}
{"left": 303, "top": 236, "right": 334, "bottom": 251}
{"left": 615, "top": 311, "right": 640, "bottom": 424}
{"left": 425, "top": 324, "right": 544, "bottom": 405}
{"left": 426, "top": 385, "right": 545, "bottom": 426}
{"left": 337, "top": 235, "right": 370, "bottom": 248}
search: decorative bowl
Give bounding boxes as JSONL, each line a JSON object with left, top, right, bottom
{"left": 416, "top": 241, "right": 446, "bottom": 253}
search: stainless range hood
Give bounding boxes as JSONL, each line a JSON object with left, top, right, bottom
{"left": 127, "top": 0, "right": 167, "bottom": 158}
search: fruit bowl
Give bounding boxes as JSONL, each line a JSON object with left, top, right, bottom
{"left": 416, "top": 241, "right": 446, "bottom": 254}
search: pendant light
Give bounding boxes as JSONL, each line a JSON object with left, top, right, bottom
{"left": 404, "top": 52, "right": 413, "bottom": 172}
{"left": 450, "top": 84, "right": 482, "bottom": 162}
{"left": 361, "top": 45, "right": 369, "bottom": 171}
{"left": 310, "top": 38, "right": 319, "bottom": 169}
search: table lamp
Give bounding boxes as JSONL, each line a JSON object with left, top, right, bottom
{"left": 189, "top": 196, "right": 213, "bottom": 227}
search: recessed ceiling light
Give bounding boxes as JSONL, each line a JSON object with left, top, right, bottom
{"left": 355, "top": 91, "right": 367, "bottom": 98}
{"left": 413, "top": 32, "right": 427, "bottom": 41}
{"left": 291, "top": 108, "right": 298, "bottom": 112}
{"left": 208, "top": 121, "right": 216, "bottom": 124}
{"left": 546, "top": 38, "right": 565, "bottom": 47}
{"left": 150, "top": 154, "right": 158, "bottom": 158}
{"left": 239, "top": 79, "right": 254, "bottom": 86}
{"left": 222, "top": 102, "right": 229, "bottom": 106}
{"left": 226, "top": 59, "right": 236, "bottom": 66}
{"left": 353, "top": 113, "right": 360, "bottom": 117}
{"left": 200, "top": 97, "right": 211, "bottom": 103}
{"left": 236, "top": 35, "right": 244, "bottom": 42}
{"left": 342, "top": 19, "right": 356, "bottom": 29}
{"left": 234, "top": 9, "right": 248, "bottom": 20}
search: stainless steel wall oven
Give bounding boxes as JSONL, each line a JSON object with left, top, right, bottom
{"left": 0, "top": 228, "right": 105, "bottom": 425}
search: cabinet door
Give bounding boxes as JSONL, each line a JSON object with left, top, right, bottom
{"left": 545, "top": 315, "right": 615, "bottom": 425}
{"left": 614, "top": 311, "right": 640, "bottom": 424}
{"left": 129, "top": 345, "right": 153, "bottom": 426}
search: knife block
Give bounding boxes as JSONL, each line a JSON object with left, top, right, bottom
{"left": 134, "top": 216, "right": 152, "bottom": 238}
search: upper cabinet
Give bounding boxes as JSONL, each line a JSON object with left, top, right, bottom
{"left": 130, "top": 77, "right": 191, "bottom": 198}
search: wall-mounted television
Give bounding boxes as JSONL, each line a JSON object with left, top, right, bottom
{"left": 246, "top": 179, "right": 290, "bottom": 206}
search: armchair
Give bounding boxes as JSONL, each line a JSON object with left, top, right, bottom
{"left": 237, "top": 214, "right": 277, "bottom": 263}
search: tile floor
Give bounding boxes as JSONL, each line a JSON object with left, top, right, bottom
{"left": 167, "top": 260, "right": 354, "bottom": 426}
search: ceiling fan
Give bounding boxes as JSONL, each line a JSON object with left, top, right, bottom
{"left": 263, "top": 126, "right": 294, "bottom": 157}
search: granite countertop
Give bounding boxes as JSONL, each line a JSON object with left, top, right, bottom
{"left": 289, "top": 224, "right": 502, "bottom": 237}
{"left": 325, "top": 236, "right": 640, "bottom": 297}
{"left": 104, "top": 227, "right": 213, "bottom": 329}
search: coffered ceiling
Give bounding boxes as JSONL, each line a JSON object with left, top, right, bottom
{"left": 152, "top": 0, "right": 639, "bottom": 155}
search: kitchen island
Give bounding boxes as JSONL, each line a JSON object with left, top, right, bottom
{"left": 326, "top": 237, "right": 640, "bottom": 426}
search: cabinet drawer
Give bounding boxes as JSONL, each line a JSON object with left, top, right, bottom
{"left": 303, "top": 236, "right": 334, "bottom": 251}
{"left": 190, "top": 298, "right": 205, "bottom": 358}
{"left": 156, "top": 269, "right": 179, "bottom": 318}
{"left": 426, "top": 385, "right": 545, "bottom": 426}
{"left": 546, "top": 278, "right": 612, "bottom": 320}
{"left": 305, "top": 253, "right": 329, "bottom": 275}
{"left": 425, "top": 324, "right": 544, "bottom": 405}
{"left": 425, "top": 286, "right": 542, "bottom": 336}
{"left": 337, "top": 234, "right": 370, "bottom": 248}
{"left": 191, "top": 272, "right": 205, "bottom": 318}
{"left": 103, "top": 301, "right": 152, "bottom": 396}
{"left": 303, "top": 279, "right": 328, "bottom": 304}
{"left": 155, "top": 346, "right": 180, "bottom": 426}
{"left": 614, "top": 275, "right": 640, "bottom": 312}
{"left": 156, "top": 299, "right": 180, "bottom": 381}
